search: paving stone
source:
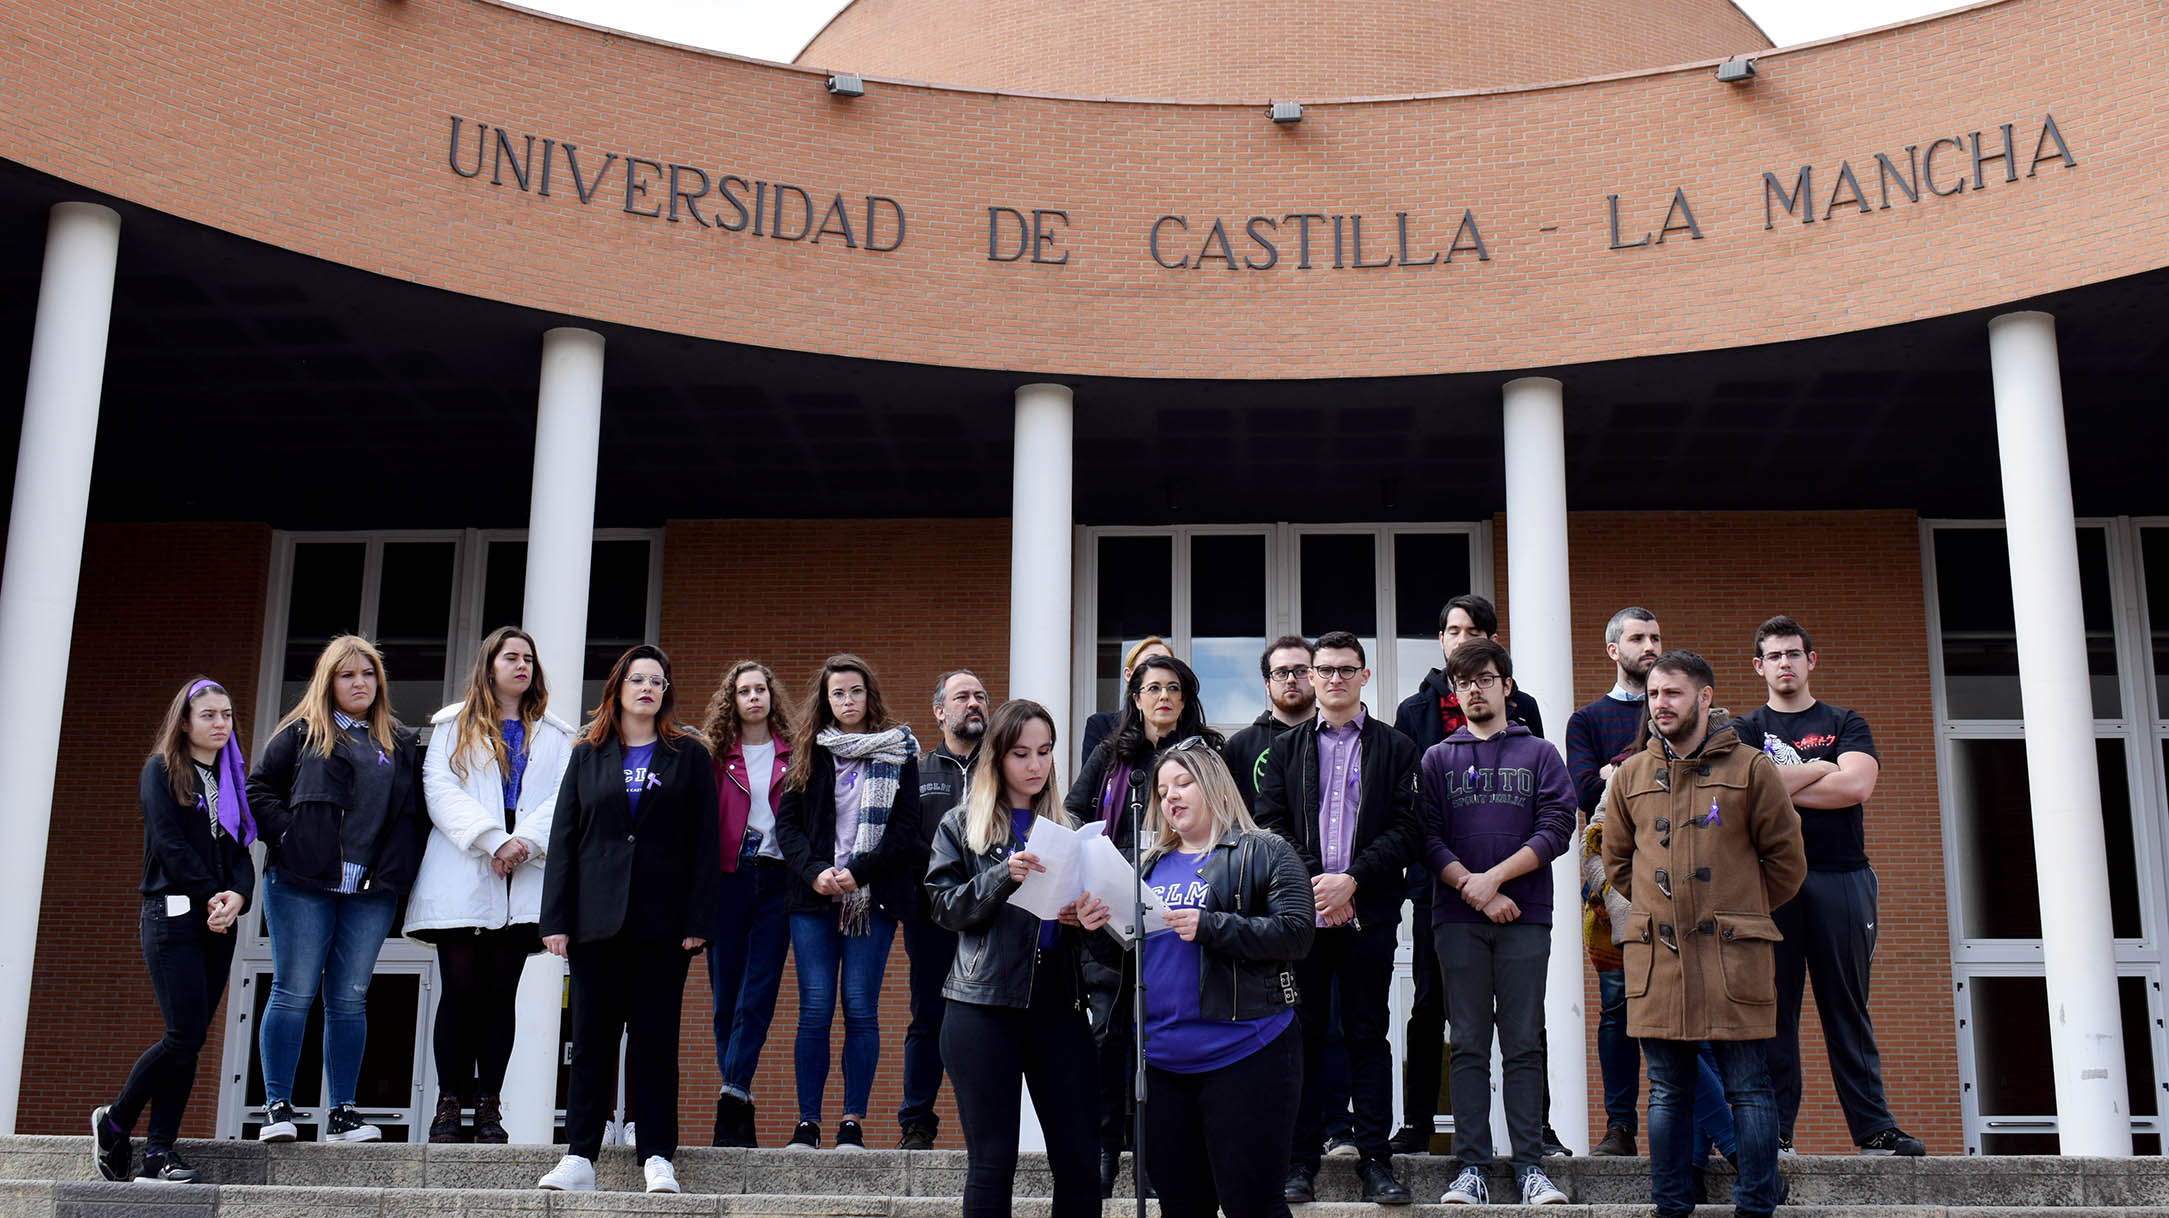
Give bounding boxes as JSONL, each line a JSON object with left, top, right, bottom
{"left": 171, "top": 1141, "right": 267, "bottom": 1186}
{"left": 53, "top": 1178, "right": 215, "bottom": 1218}
{"left": 738, "top": 1150, "right": 905, "bottom": 1196}
{"left": 418, "top": 1146, "right": 563, "bottom": 1193}
{"left": 0, "top": 1138, "right": 88, "bottom": 1184}
{"left": 0, "top": 1180, "right": 55, "bottom": 1218}
{"left": 213, "top": 1184, "right": 382, "bottom": 1218}
{"left": 267, "top": 1144, "right": 424, "bottom": 1189}
{"left": 377, "top": 1188, "right": 549, "bottom": 1217}
{"left": 2081, "top": 1158, "right": 2169, "bottom": 1207}
{"left": 547, "top": 1191, "right": 723, "bottom": 1215}
{"left": 717, "top": 1198, "right": 888, "bottom": 1217}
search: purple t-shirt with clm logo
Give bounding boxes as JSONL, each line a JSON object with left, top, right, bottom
{"left": 622, "top": 742, "right": 656, "bottom": 817}
{"left": 1141, "top": 849, "right": 1293, "bottom": 1074}
{"left": 1011, "top": 809, "right": 1057, "bottom": 949}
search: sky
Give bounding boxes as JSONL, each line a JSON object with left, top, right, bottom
{"left": 514, "top": 0, "right": 1977, "bottom": 65}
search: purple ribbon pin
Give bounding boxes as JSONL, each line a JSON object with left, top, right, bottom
{"left": 1705, "top": 801, "right": 1722, "bottom": 827}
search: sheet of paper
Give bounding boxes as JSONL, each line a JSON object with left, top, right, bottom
{"left": 1007, "top": 816, "right": 1083, "bottom": 920}
{"left": 165, "top": 893, "right": 191, "bottom": 917}
{"left": 1079, "top": 835, "right": 1165, "bottom": 943}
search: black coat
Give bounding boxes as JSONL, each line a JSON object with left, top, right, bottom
{"left": 1118, "top": 829, "right": 1315, "bottom": 1023}
{"left": 923, "top": 805, "right": 1120, "bottom": 1009}
{"left": 775, "top": 745, "right": 923, "bottom": 919}
{"left": 247, "top": 719, "right": 424, "bottom": 896}
{"left": 539, "top": 734, "right": 721, "bottom": 947}
{"left": 1062, "top": 741, "right": 1152, "bottom": 844}
{"left": 1252, "top": 712, "right": 1424, "bottom": 924}
{"left": 138, "top": 756, "right": 257, "bottom": 915}
{"left": 1221, "top": 710, "right": 1302, "bottom": 812}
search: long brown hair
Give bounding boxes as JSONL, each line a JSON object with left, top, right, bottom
{"left": 278, "top": 635, "right": 398, "bottom": 758}
{"left": 783, "top": 653, "right": 894, "bottom": 791}
{"left": 151, "top": 676, "right": 232, "bottom": 805}
{"left": 449, "top": 626, "right": 550, "bottom": 780}
{"left": 699, "top": 659, "right": 793, "bottom": 754}
{"left": 960, "top": 700, "right": 1072, "bottom": 855}
{"left": 581, "top": 643, "right": 698, "bottom": 749}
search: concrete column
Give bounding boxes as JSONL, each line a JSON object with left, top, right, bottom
{"left": 0, "top": 203, "right": 121, "bottom": 1133}
{"left": 1501, "top": 375, "right": 1588, "bottom": 1153}
{"left": 1009, "top": 383, "right": 1074, "bottom": 715}
{"left": 501, "top": 326, "right": 606, "bottom": 1144}
{"left": 1987, "top": 310, "right": 2132, "bottom": 1156}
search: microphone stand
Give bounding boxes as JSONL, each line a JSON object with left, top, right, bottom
{"left": 1131, "top": 779, "right": 1148, "bottom": 1218}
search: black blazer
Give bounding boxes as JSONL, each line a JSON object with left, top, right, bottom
{"left": 540, "top": 734, "right": 721, "bottom": 947}
{"left": 774, "top": 744, "right": 922, "bottom": 919}
{"left": 1253, "top": 712, "right": 1425, "bottom": 924}
{"left": 138, "top": 756, "right": 258, "bottom": 915}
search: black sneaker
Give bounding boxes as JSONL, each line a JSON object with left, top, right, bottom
{"left": 897, "top": 1119, "right": 936, "bottom": 1150}
{"left": 1386, "top": 1124, "right": 1433, "bottom": 1155}
{"left": 325, "top": 1103, "right": 382, "bottom": 1143}
{"left": 713, "top": 1093, "right": 755, "bottom": 1147}
{"left": 1541, "top": 1123, "right": 1574, "bottom": 1157}
{"left": 427, "top": 1094, "right": 464, "bottom": 1144}
{"left": 1359, "top": 1158, "right": 1413, "bottom": 1205}
{"left": 1776, "top": 1133, "right": 1798, "bottom": 1159}
{"left": 472, "top": 1095, "right": 507, "bottom": 1145}
{"left": 835, "top": 1119, "right": 867, "bottom": 1151}
{"left": 784, "top": 1120, "right": 820, "bottom": 1150}
{"left": 1281, "top": 1163, "right": 1315, "bottom": 1204}
{"left": 91, "top": 1105, "right": 131, "bottom": 1181}
{"left": 1858, "top": 1127, "right": 1926, "bottom": 1156}
{"left": 258, "top": 1099, "right": 299, "bottom": 1143}
{"left": 136, "top": 1147, "right": 200, "bottom": 1184}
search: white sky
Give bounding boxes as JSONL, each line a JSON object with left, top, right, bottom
{"left": 514, "top": 0, "right": 1977, "bottom": 65}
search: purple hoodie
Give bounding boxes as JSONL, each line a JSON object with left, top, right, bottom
{"left": 1421, "top": 722, "right": 1577, "bottom": 927}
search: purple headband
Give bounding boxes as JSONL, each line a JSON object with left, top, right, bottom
{"left": 187, "top": 678, "right": 258, "bottom": 846}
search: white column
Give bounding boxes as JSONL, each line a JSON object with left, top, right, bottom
{"left": 0, "top": 203, "right": 121, "bottom": 1133}
{"left": 501, "top": 326, "right": 606, "bottom": 1144}
{"left": 1987, "top": 310, "right": 2132, "bottom": 1156}
{"left": 1009, "top": 383, "right": 1074, "bottom": 714}
{"left": 1501, "top": 375, "right": 1588, "bottom": 1153}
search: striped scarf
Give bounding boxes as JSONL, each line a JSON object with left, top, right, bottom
{"left": 819, "top": 724, "right": 916, "bottom": 935}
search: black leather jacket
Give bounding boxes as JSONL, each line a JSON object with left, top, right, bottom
{"left": 1130, "top": 827, "right": 1315, "bottom": 1023}
{"left": 247, "top": 718, "right": 424, "bottom": 896}
{"left": 924, "top": 805, "right": 1119, "bottom": 1009}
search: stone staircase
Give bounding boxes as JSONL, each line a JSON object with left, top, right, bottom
{"left": 3, "top": 1136, "right": 2168, "bottom": 1216}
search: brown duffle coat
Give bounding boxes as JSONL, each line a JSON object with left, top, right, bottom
{"left": 1602, "top": 711, "right": 1806, "bottom": 1041}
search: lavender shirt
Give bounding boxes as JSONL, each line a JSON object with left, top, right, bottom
{"left": 1315, "top": 708, "right": 1365, "bottom": 879}
{"left": 832, "top": 758, "right": 868, "bottom": 870}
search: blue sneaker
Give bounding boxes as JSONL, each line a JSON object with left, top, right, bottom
{"left": 1441, "top": 1165, "right": 1488, "bottom": 1204}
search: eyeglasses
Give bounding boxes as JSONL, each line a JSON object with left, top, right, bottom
{"left": 624, "top": 675, "right": 669, "bottom": 690}
{"left": 1451, "top": 673, "right": 1502, "bottom": 693}
{"left": 1268, "top": 665, "right": 1312, "bottom": 683}
{"left": 1760, "top": 649, "right": 1806, "bottom": 663}
{"left": 1138, "top": 682, "right": 1182, "bottom": 698}
{"left": 1312, "top": 665, "right": 1363, "bottom": 682}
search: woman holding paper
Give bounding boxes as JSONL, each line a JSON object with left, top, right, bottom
{"left": 926, "top": 699, "right": 1112, "bottom": 1218}
{"left": 1131, "top": 741, "right": 1314, "bottom": 1218}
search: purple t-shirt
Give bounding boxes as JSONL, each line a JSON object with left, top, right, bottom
{"left": 1141, "top": 849, "right": 1293, "bottom": 1073}
{"left": 1012, "top": 808, "right": 1057, "bottom": 949}
{"left": 622, "top": 741, "right": 656, "bottom": 817}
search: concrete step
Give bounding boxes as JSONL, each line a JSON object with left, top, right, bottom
{"left": 3, "top": 1137, "right": 2168, "bottom": 1209}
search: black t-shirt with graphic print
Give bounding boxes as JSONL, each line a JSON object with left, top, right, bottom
{"left": 1732, "top": 700, "right": 1878, "bottom": 871}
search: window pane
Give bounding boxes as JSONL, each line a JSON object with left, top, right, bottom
{"left": 1949, "top": 738, "right": 2141, "bottom": 940}
{"left": 1095, "top": 536, "right": 1172, "bottom": 713}
{"left": 1935, "top": 527, "right": 2119, "bottom": 719}
{"left": 1191, "top": 534, "right": 1267, "bottom": 729}
{"left": 1967, "top": 974, "right": 2158, "bottom": 1147}
{"left": 353, "top": 972, "right": 421, "bottom": 1120}
{"left": 376, "top": 542, "right": 455, "bottom": 726}
{"left": 1393, "top": 532, "right": 1473, "bottom": 705}
{"left": 281, "top": 542, "right": 366, "bottom": 713}
{"left": 2144, "top": 528, "right": 2169, "bottom": 715}
{"left": 482, "top": 539, "right": 654, "bottom": 721}
{"left": 1300, "top": 533, "right": 1379, "bottom": 692}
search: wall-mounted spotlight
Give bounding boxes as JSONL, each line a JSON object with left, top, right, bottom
{"left": 1267, "top": 100, "right": 1303, "bottom": 124}
{"left": 827, "top": 72, "right": 865, "bottom": 97}
{"left": 1715, "top": 58, "right": 1756, "bottom": 83}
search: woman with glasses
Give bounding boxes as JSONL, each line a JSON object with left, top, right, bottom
{"left": 1079, "top": 636, "right": 1173, "bottom": 765}
{"left": 247, "top": 636, "right": 426, "bottom": 1145}
{"left": 773, "top": 653, "right": 922, "bottom": 1151}
{"left": 1065, "top": 653, "right": 1222, "bottom": 1193}
{"left": 410, "top": 626, "right": 576, "bottom": 1143}
{"left": 1124, "top": 741, "right": 1313, "bottom": 1218}
{"left": 536, "top": 644, "right": 719, "bottom": 1195}
{"left": 91, "top": 677, "right": 257, "bottom": 1183}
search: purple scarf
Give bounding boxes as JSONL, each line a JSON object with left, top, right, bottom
{"left": 1098, "top": 760, "right": 1134, "bottom": 838}
{"left": 188, "top": 678, "right": 257, "bottom": 845}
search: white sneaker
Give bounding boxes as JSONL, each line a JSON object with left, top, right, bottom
{"left": 1520, "top": 1166, "right": 1568, "bottom": 1205}
{"left": 1441, "top": 1165, "right": 1489, "bottom": 1204}
{"left": 644, "top": 1156, "right": 681, "bottom": 1193}
{"left": 537, "top": 1153, "right": 596, "bottom": 1191}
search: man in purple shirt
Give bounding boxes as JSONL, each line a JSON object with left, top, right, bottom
{"left": 1254, "top": 631, "right": 1423, "bottom": 1206}
{"left": 1422, "top": 638, "right": 1577, "bottom": 1207}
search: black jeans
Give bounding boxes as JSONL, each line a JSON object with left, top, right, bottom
{"left": 1292, "top": 916, "right": 1398, "bottom": 1166}
{"left": 899, "top": 909, "right": 958, "bottom": 1130}
{"left": 431, "top": 924, "right": 536, "bottom": 1101}
{"left": 1435, "top": 920, "right": 1549, "bottom": 1173}
{"left": 1147, "top": 1018, "right": 1302, "bottom": 1218}
{"left": 942, "top": 959, "right": 1100, "bottom": 1218}
{"left": 565, "top": 936, "right": 691, "bottom": 1161}
{"left": 1402, "top": 894, "right": 1446, "bottom": 1133}
{"left": 1769, "top": 866, "right": 1894, "bottom": 1144}
{"left": 112, "top": 898, "right": 238, "bottom": 1151}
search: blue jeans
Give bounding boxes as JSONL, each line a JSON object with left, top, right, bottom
{"left": 1596, "top": 969, "right": 1642, "bottom": 1132}
{"left": 707, "top": 862, "right": 793, "bottom": 1099}
{"left": 790, "top": 909, "right": 896, "bottom": 1122}
{"left": 1647, "top": 1038, "right": 1779, "bottom": 1217}
{"left": 258, "top": 866, "right": 398, "bottom": 1107}
{"left": 1693, "top": 1045, "right": 1738, "bottom": 1161}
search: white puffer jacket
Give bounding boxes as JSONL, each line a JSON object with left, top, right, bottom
{"left": 405, "top": 702, "right": 577, "bottom": 936}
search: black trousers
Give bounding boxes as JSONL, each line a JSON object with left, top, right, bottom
{"left": 566, "top": 936, "right": 691, "bottom": 1161}
{"left": 1147, "top": 1018, "right": 1302, "bottom": 1218}
{"left": 1402, "top": 894, "right": 1446, "bottom": 1133}
{"left": 431, "top": 924, "right": 537, "bottom": 1101}
{"left": 1292, "top": 916, "right": 1398, "bottom": 1166}
{"left": 112, "top": 898, "right": 238, "bottom": 1151}
{"left": 1768, "top": 866, "right": 1895, "bottom": 1143}
{"left": 899, "top": 909, "right": 958, "bottom": 1130}
{"left": 943, "top": 961, "right": 1101, "bottom": 1218}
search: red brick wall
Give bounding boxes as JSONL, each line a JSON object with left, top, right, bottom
{"left": 1493, "top": 509, "right": 1959, "bottom": 1154}
{"left": 20, "top": 523, "right": 272, "bottom": 1137}
{"left": 658, "top": 518, "right": 1012, "bottom": 1145}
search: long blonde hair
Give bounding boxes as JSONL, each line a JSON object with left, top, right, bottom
{"left": 1142, "top": 742, "right": 1258, "bottom": 869}
{"left": 449, "top": 626, "right": 549, "bottom": 780}
{"left": 279, "top": 635, "right": 398, "bottom": 758}
{"left": 961, "top": 700, "right": 1073, "bottom": 855}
